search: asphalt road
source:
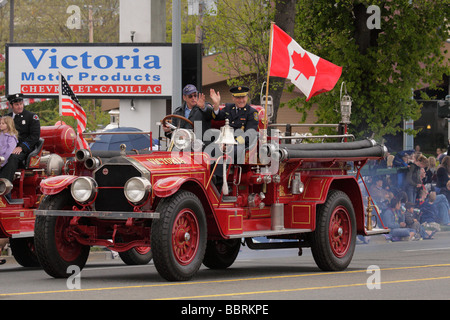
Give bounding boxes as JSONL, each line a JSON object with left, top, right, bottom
{"left": 1, "top": 231, "right": 449, "bottom": 305}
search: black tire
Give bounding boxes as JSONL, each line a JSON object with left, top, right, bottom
{"left": 310, "top": 190, "right": 356, "bottom": 271}
{"left": 119, "top": 247, "right": 152, "bottom": 265}
{"left": 203, "top": 239, "right": 240, "bottom": 269}
{"left": 34, "top": 190, "right": 90, "bottom": 278}
{"left": 9, "top": 238, "right": 40, "bottom": 267}
{"left": 151, "top": 190, "right": 207, "bottom": 281}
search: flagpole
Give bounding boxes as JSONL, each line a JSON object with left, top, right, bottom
{"left": 58, "top": 71, "right": 63, "bottom": 124}
{"left": 264, "top": 21, "right": 275, "bottom": 132}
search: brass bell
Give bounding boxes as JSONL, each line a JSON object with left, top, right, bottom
{"left": 216, "top": 119, "right": 237, "bottom": 146}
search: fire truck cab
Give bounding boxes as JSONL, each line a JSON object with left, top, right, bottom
{"left": 34, "top": 103, "right": 388, "bottom": 281}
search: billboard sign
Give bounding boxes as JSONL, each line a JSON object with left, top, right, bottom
{"left": 6, "top": 43, "right": 173, "bottom": 99}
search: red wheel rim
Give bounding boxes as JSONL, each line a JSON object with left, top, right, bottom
{"left": 134, "top": 246, "right": 151, "bottom": 255}
{"left": 328, "top": 205, "right": 351, "bottom": 258}
{"left": 172, "top": 208, "right": 199, "bottom": 265}
{"left": 54, "top": 216, "right": 84, "bottom": 262}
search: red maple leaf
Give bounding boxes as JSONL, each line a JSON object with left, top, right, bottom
{"left": 291, "top": 51, "right": 316, "bottom": 81}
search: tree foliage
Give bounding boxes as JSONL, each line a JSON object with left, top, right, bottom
{"left": 0, "top": 0, "right": 119, "bottom": 131}
{"left": 202, "top": 0, "right": 275, "bottom": 103}
{"left": 292, "top": 0, "right": 450, "bottom": 140}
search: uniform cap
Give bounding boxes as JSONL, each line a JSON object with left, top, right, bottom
{"left": 7, "top": 93, "right": 23, "bottom": 104}
{"left": 230, "top": 86, "right": 249, "bottom": 97}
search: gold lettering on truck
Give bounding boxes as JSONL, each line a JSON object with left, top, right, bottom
{"left": 147, "top": 158, "right": 187, "bottom": 165}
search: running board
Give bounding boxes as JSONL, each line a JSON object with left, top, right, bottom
{"left": 365, "top": 228, "right": 390, "bottom": 236}
{"left": 228, "top": 228, "right": 312, "bottom": 239}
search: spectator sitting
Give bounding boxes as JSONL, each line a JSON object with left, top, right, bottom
{"left": 368, "top": 176, "right": 392, "bottom": 210}
{"left": 0, "top": 238, "right": 8, "bottom": 265}
{"left": 404, "top": 202, "right": 435, "bottom": 239}
{"left": 382, "top": 197, "right": 416, "bottom": 241}
{"left": 439, "top": 180, "right": 450, "bottom": 204}
{"left": 428, "top": 191, "right": 450, "bottom": 226}
{"left": 416, "top": 189, "right": 441, "bottom": 233}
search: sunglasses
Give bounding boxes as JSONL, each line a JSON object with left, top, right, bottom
{"left": 187, "top": 93, "right": 198, "bottom": 99}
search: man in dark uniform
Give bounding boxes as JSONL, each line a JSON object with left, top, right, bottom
{"left": 163, "top": 84, "right": 213, "bottom": 145}
{"left": 209, "top": 86, "right": 260, "bottom": 191}
{"left": 0, "top": 93, "right": 41, "bottom": 183}
{"left": 210, "top": 85, "right": 259, "bottom": 145}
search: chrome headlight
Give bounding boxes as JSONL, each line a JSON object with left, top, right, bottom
{"left": 172, "top": 128, "right": 195, "bottom": 150}
{"left": 71, "top": 176, "right": 98, "bottom": 204}
{"left": 124, "top": 177, "right": 151, "bottom": 205}
{"left": 0, "top": 178, "right": 13, "bottom": 196}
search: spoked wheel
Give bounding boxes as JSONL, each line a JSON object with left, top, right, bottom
{"left": 151, "top": 190, "right": 207, "bottom": 281}
{"left": 310, "top": 190, "right": 356, "bottom": 271}
{"left": 34, "top": 190, "right": 90, "bottom": 278}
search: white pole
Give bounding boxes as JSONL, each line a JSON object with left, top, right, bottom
{"left": 172, "top": 0, "right": 182, "bottom": 111}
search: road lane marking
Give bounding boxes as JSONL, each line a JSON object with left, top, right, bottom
{"left": 158, "top": 275, "right": 450, "bottom": 300}
{"left": 403, "top": 247, "right": 450, "bottom": 252}
{"left": 1, "top": 263, "right": 449, "bottom": 297}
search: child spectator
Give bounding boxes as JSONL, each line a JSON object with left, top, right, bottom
{"left": 416, "top": 189, "right": 441, "bottom": 233}
{"left": 404, "top": 202, "right": 435, "bottom": 239}
{"left": 0, "top": 116, "right": 18, "bottom": 169}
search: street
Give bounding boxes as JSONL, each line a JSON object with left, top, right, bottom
{"left": 1, "top": 231, "right": 449, "bottom": 303}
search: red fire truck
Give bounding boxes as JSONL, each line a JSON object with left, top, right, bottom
{"left": 0, "top": 124, "right": 76, "bottom": 266}
{"left": 33, "top": 105, "right": 388, "bottom": 281}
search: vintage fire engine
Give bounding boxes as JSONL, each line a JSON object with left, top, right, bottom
{"left": 0, "top": 124, "right": 76, "bottom": 266}
{"left": 34, "top": 102, "right": 388, "bottom": 281}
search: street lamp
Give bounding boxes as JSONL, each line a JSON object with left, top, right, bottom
{"left": 340, "top": 82, "right": 352, "bottom": 124}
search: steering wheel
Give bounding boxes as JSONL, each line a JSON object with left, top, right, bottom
{"left": 162, "top": 114, "right": 195, "bottom": 152}
{"left": 161, "top": 114, "right": 194, "bottom": 130}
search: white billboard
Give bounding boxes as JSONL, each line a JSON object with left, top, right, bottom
{"left": 6, "top": 43, "right": 173, "bottom": 98}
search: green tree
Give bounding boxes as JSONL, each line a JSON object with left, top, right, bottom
{"left": 202, "top": 0, "right": 274, "bottom": 103}
{"left": 165, "top": 0, "right": 202, "bottom": 43}
{"left": 291, "top": 0, "right": 450, "bottom": 140}
{"left": 0, "top": 0, "right": 119, "bottom": 130}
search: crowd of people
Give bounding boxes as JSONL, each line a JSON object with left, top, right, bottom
{"left": 367, "top": 145, "right": 450, "bottom": 242}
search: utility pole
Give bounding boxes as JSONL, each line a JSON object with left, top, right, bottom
{"left": 9, "top": 0, "right": 14, "bottom": 42}
{"left": 172, "top": 0, "right": 181, "bottom": 111}
{"left": 88, "top": 5, "right": 94, "bottom": 43}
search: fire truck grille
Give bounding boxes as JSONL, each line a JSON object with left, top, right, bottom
{"left": 94, "top": 163, "right": 141, "bottom": 212}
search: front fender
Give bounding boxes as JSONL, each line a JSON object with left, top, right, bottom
{"left": 153, "top": 176, "right": 190, "bottom": 198}
{"left": 40, "top": 175, "right": 78, "bottom": 195}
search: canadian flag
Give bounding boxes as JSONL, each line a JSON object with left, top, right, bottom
{"left": 269, "top": 24, "right": 342, "bottom": 101}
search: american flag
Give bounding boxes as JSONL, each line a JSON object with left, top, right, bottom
{"left": 59, "top": 73, "right": 89, "bottom": 150}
